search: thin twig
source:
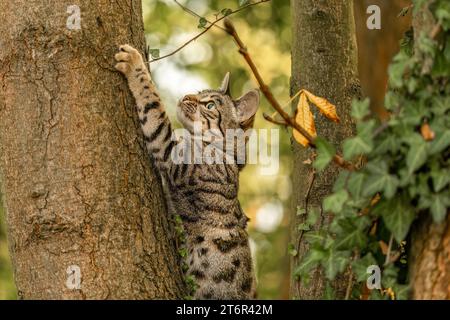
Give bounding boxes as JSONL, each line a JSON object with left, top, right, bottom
{"left": 149, "top": 0, "right": 271, "bottom": 63}
{"left": 384, "top": 234, "right": 394, "bottom": 266}
{"left": 263, "top": 113, "right": 288, "bottom": 126}
{"left": 223, "top": 18, "right": 355, "bottom": 171}
{"left": 430, "top": 23, "right": 442, "bottom": 39}
{"left": 174, "top": 0, "right": 226, "bottom": 31}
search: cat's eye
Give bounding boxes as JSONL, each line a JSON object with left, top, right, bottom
{"left": 206, "top": 102, "right": 216, "bottom": 110}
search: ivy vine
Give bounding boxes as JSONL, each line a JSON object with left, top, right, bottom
{"left": 294, "top": 0, "right": 450, "bottom": 300}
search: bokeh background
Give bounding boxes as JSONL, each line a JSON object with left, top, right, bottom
{"left": 0, "top": 0, "right": 411, "bottom": 299}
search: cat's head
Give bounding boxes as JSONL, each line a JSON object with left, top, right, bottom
{"left": 177, "top": 72, "right": 259, "bottom": 135}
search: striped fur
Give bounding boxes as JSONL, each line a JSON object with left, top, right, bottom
{"left": 115, "top": 45, "right": 259, "bottom": 299}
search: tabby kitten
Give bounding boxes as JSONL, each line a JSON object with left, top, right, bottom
{"left": 115, "top": 45, "right": 259, "bottom": 299}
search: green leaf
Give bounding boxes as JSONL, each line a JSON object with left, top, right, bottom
{"left": 304, "top": 231, "right": 326, "bottom": 246}
{"left": 430, "top": 193, "right": 448, "bottom": 223}
{"left": 373, "top": 135, "right": 398, "bottom": 155}
{"left": 313, "top": 137, "right": 336, "bottom": 171}
{"left": 363, "top": 173, "right": 399, "bottom": 199}
{"left": 376, "top": 198, "right": 416, "bottom": 242}
{"left": 343, "top": 136, "right": 373, "bottom": 160}
{"left": 198, "top": 17, "right": 207, "bottom": 28}
{"left": 287, "top": 243, "right": 298, "bottom": 257}
{"left": 149, "top": 49, "right": 160, "bottom": 59}
{"left": 429, "top": 130, "right": 450, "bottom": 154}
{"left": 393, "top": 284, "right": 410, "bottom": 300}
{"left": 351, "top": 253, "right": 377, "bottom": 282}
{"left": 306, "top": 208, "right": 320, "bottom": 225}
{"left": 348, "top": 172, "right": 366, "bottom": 198}
{"left": 323, "top": 190, "right": 349, "bottom": 213}
{"left": 298, "top": 222, "right": 310, "bottom": 231}
{"left": 296, "top": 206, "right": 306, "bottom": 216}
{"left": 294, "top": 248, "right": 326, "bottom": 278}
{"left": 351, "top": 98, "right": 370, "bottom": 120}
{"left": 322, "top": 282, "right": 335, "bottom": 300}
{"left": 406, "top": 140, "right": 428, "bottom": 174}
{"left": 333, "top": 171, "right": 350, "bottom": 192}
{"left": 322, "top": 249, "right": 350, "bottom": 280}
{"left": 431, "top": 171, "right": 449, "bottom": 192}
{"left": 334, "top": 219, "right": 367, "bottom": 250}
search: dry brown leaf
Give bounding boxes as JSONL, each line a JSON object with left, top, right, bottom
{"left": 293, "top": 92, "right": 316, "bottom": 146}
{"left": 371, "top": 193, "right": 381, "bottom": 206}
{"left": 369, "top": 220, "right": 378, "bottom": 236}
{"left": 303, "top": 89, "right": 340, "bottom": 123}
{"left": 379, "top": 240, "right": 389, "bottom": 255}
{"left": 420, "top": 123, "right": 435, "bottom": 141}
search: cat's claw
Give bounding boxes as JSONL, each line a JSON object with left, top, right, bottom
{"left": 114, "top": 44, "right": 145, "bottom": 77}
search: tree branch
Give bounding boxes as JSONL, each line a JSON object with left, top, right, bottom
{"left": 223, "top": 18, "right": 355, "bottom": 171}
{"left": 149, "top": 0, "right": 271, "bottom": 63}
{"left": 262, "top": 113, "right": 288, "bottom": 126}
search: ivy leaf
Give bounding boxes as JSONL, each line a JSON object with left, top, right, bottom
{"left": 429, "top": 130, "right": 450, "bottom": 154}
{"left": 351, "top": 253, "right": 377, "bottom": 282}
{"left": 313, "top": 137, "right": 336, "bottom": 171}
{"left": 298, "top": 222, "right": 311, "bottom": 231}
{"left": 296, "top": 206, "right": 306, "bottom": 215}
{"left": 149, "top": 49, "right": 160, "bottom": 59}
{"left": 198, "top": 17, "right": 207, "bottom": 28}
{"left": 304, "top": 231, "right": 326, "bottom": 246}
{"left": 343, "top": 136, "right": 373, "bottom": 160}
{"left": 334, "top": 219, "right": 367, "bottom": 250}
{"left": 363, "top": 172, "right": 399, "bottom": 199}
{"left": 376, "top": 198, "right": 416, "bottom": 242}
{"left": 351, "top": 98, "right": 370, "bottom": 120}
{"left": 306, "top": 208, "right": 320, "bottom": 225}
{"left": 322, "top": 282, "right": 335, "bottom": 300}
{"left": 294, "top": 248, "right": 326, "bottom": 278}
{"left": 393, "top": 284, "right": 410, "bottom": 300}
{"left": 406, "top": 140, "right": 428, "bottom": 174}
{"left": 348, "top": 172, "right": 366, "bottom": 198}
{"left": 373, "top": 135, "right": 398, "bottom": 154}
{"left": 431, "top": 171, "right": 449, "bottom": 192}
{"left": 333, "top": 171, "right": 350, "bottom": 193}
{"left": 287, "top": 243, "right": 298, "bottom": 257}
{"left": 430, "top": 193, "right": 448, "bottom": 223}
{"left": 322, "top": 249, "right": 350, "bottom": 280}
{"left": 323, "top": 190, "right": 349, "bottom": 213}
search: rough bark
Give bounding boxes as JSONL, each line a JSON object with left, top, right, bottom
{"left": 409, "top": 214, "right": 450, "bottom": 299}
{"left": 290, "top": 0, "right": 360, "bottom": 299}
{"left": 0, "top": 0, "right": 186, "bottom": 299}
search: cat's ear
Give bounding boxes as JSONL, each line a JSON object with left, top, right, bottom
{"left": 219, "top": 72, "right": 231, "bottom": 95}
{"left": 235, "top": 89, "right": 259, "bottom": 130}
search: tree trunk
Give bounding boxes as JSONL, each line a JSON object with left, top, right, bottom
{"left": 408, "top": 1, "right": 450, "bottom": 300}
{"left": 290, "top": 0, "right": 360, "bottom": 299}
{"left": 0, "top": 0, "right": 186, "bottom": 299}
{"left": 409, "top": 214, "right": 450, "bottom": 299}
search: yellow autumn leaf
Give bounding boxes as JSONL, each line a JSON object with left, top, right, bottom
{"left": 303, "top": 89, "right": 340, "bottom": 123}
{"left": 293, "top": 92, "right": 316, "bottom": 147}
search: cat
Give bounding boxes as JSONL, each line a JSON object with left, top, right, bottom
{"left": 114, "top": 44, "right": 259, "bottom": 299}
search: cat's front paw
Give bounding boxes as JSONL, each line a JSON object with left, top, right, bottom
{"left": 114, "top": 44, "right": 146, "bottom": 77}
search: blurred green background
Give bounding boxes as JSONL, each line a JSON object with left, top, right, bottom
{"left": 0, "top": 0, "right": 292, "bottom": 299}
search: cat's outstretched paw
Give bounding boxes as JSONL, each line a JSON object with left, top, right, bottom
{"left": 114, "top": 44, "right": 146, "bottom": 77}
